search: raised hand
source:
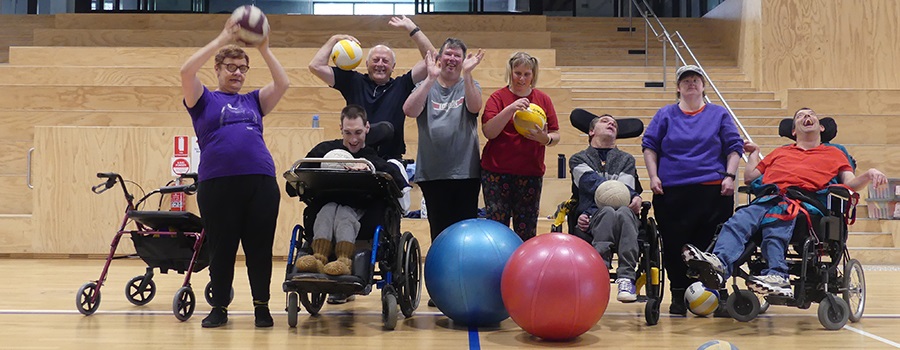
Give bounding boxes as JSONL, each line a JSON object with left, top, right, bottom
{"left": 462, "top": 49, "right": 485, "bottom": 74}
{"left": 388, "top": 15, "right": 416, "bottom": 31}
{"left": 425, "top": 50, "right": 441, "bottom": 78}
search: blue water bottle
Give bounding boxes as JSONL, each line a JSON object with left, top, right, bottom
{"left": 312, "top": 115, "right": 320, "bottom": 128}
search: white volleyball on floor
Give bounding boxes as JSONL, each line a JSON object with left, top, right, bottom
{"left": 685, "top": 281, "right": 720, "bottom": 317}
{"left": 593, "top": 180, "right": 631, "bottom": 208}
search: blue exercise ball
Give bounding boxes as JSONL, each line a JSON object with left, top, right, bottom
{"left": 424, "top": 219, "right": 523, "bottom": 326}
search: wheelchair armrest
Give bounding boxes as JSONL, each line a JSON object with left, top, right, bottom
{"left": 640, "top": 201, "right": 651, "bottom": 220}
{"left": 738, "top": 186, "right": 751, "bottom": 194}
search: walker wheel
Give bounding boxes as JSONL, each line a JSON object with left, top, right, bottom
{"left": 76, "top": 282, "right": 101, "bottom": 315}
{"left": 173, "top": 286, "right": 196, "bottom": 321}
{"left": 125, "top": 275, "right": 156, "bottom": 306}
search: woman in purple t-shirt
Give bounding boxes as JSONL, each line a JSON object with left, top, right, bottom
{"left": 181, "top": 17, "right": 290, "bottom": 328}
{"left": 641, "top": 65, "right": 743, "bottom": 316}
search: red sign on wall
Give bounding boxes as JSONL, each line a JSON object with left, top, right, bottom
{"left": 174, "top": 135, "right": 189, "bottom": 157}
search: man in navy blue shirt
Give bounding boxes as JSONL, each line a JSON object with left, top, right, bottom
{"left": 309, "top": 16, "right": 434, "bottom": 161}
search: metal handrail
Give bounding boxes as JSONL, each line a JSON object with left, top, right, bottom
{"left": 628, "top": 0, "right": 755, "bottom": 158}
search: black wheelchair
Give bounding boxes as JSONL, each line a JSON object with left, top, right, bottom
{"left": 76, "top": 172, "right": 219, "bottom": 321}
{"left": 281, "top": 131, "right": 421, "bottom": 330}
{"left": 701, "top": 117, "right": 865, "bottom": 330}
{"left": 550, "top": 108, "right": 665, "bottom": 326}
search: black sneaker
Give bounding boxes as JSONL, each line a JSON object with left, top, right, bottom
{"left": 326, "top": 293, "right": 356, "bottom": 305}
{"left": 201, "top": 307, "right": 228, "bottom": 328}
{"left": 254, "top": 306, "right": 274, "bottom": 328}
{"left": 427, "top": 299, "right": 436, "bottom": 307}
{"left": 669, "top": 289, "right": 687, "bottom": 316}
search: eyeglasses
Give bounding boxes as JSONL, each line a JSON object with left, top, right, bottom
{"left": 219, "top": 63, "right": 250, "bottom": 73}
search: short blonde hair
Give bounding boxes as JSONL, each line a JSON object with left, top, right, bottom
{"left": 506, "top": 51, "right": 539, "bottom": 88}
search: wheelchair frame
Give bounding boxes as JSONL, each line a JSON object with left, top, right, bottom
{"left": 282, "top": 158, "right": 422, "bottom": 330}
{"left": 76, "top": 172, "right": 216, "bottom": 321}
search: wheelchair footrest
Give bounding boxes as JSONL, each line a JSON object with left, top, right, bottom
{"left": 284, "top": 273, "right": 366, "bottom": 295}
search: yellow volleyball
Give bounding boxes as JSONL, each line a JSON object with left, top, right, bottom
{"left": 331, "top": 39, "right": 363, "bottom": 71}
{"left": 513, "top": 103, "right": 547, "bottom": 136}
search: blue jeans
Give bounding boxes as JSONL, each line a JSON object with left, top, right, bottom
{"left": 712, "top": 202, "right": 796, "bottom": 279}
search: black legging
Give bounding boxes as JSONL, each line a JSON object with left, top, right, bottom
{"left": 652, "top": 184, "right": 733, "bottom": 291}
{"left": 417, "top": 178, "right": 481, "bottom": 241}
{"left": 197, "top": 174, "right": 280, "bottom": 307}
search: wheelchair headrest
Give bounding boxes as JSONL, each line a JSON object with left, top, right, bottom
{"left": 778, "top": 117, "right": 837, "bottom": 143}
{"left": 365, "top": 121, "right": 394, "bottom": 148}
{"left": 570, "top": 108, "right": 644, "bottom": 139}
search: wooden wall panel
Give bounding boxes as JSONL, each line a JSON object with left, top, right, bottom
{"left": 32, "top": 29, "right": 551, "bottom": 49}
{"left": 32, "top": 126, "right": 322, "bottom": 255}
{"left": 0, "top": 66, "right": 563, "bottom": 89}
{"left": 0, "top": 215, "right": 32, "bottom": 254}
{"left": 53, "top": 14, "right": 547, "bottom": 32}
{"left": 703, "top": 0, "right": 761, "bottom": 90}
{"left": 759, "top": 1, "right": 900, "bottom": 93}
{"left": 8, "top": 47, "right": 557, "bottom": 69}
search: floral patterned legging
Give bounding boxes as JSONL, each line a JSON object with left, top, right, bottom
{"left": 481, "top": 169, "right": 543, "bottom": 241}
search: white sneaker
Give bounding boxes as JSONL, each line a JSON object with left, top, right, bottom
{"left": 747, "top": 274, "right": 793, "bottom": 298}
{"left": 616, "top": 278, "right": 637, "bottom": 303}
{"left": 682, "top": 244, "right": 726, "bottom": 289}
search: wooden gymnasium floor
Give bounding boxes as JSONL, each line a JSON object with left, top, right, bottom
{"left": 2, "top": 258, "right": 899, "bottom": 349}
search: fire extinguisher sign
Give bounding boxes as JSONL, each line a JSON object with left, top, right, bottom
{"left": 171, "top": 135, "right": 192, "bottom": 177}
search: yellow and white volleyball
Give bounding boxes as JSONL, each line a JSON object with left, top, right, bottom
{"left": 230, "top": 5, "right": 269, "bottom": 46}
{"left": 321, "top": 149, "right": 354, "bottom": 170}
{"left": 513, "top": 103, "right": 547, "bottom": 136}
{"left": 697, "top": 339, "right": 738, "bottom": 350}
{"left": 593, "top": 180, "right": 631, "bottom": 208}
{"left": 331, "top": 39, "right": 363, "bottom": 71}
{"left": 685, "top": 281, "right": 720, "bottom": 317}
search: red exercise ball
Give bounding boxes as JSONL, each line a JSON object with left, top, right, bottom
{"left": 501, "top": 233, "right": 610, "bottom": 340}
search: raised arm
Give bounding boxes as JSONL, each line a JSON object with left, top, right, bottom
{"left": 462, "top": 49, "right": 485, "bottom": 114}
{"left": 389, "top": 16, "right": 435, "bottom": 83}
{"left": 403, "top": 50, "right": 439, "bottom": 118}
{"left": 309, "top": 34, "right": 358, "bottom": 87}
{"left": 256, "top": 35, "right": 290, "bottom": 116}
{"left": 181, "top": 18, "right": 239, "bottom": 108}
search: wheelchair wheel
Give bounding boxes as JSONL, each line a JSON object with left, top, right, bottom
{"left": 287, "top": 292, "right": 300, "bottom": 328}
{"left": 172, "top": 286, "right": 196, "bottom": 321}
{"left": 842, "top": 259, "right": 865, "bottom": 323}
{"left": 125, "top": 275, "right": 156, "bottom": 306}
{"left": 396, "top": 231, "right": 422, "bottom": 318}
{"left": 725, "top": 290, "right": 760, "bottom": 322}
{"left": 644, "top": 298, "right": 661, "bottom": 326}
{"left": 382, "top": 288, "right": 399, "bottom": 331}
{"left": 818, "top": 294, "right": 850, "bottom": 330}
{"left": 301, "top": 292, "right": 327, "bottom": 316}
{"left": 76, "top": 282, "right": 101, "bottom": 316}
{"left": 203, "top": 281, "right": 235, "bottom": 306}
{"left": 646, "top": 218, "right": 665, "bottom": 303}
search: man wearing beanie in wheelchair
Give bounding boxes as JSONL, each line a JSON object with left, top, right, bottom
{"left": 682, "top": 108, "right": 887, "bottom": 298}
{"left": 294, "top": 105, "right": 411, "bottom": 302}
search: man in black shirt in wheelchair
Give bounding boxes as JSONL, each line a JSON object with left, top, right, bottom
{"left": 683, "top": 108, "right": 886, "bottom": 298}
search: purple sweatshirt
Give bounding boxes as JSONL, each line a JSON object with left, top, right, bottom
{"left": 185, "top": 87, "right": 275, "bottom": 182}
{"left": 641, "top": 103, "right": 743, "bottom": 187}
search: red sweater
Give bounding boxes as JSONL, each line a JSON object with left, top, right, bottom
{"left": 480, "top": 87, "right": 559, "bottom": 177}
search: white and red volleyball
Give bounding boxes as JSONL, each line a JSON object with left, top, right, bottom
{"left": 230, "top": 5, "right": 269, "bottom": 45}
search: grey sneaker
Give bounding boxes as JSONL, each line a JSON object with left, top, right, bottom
{"left": 616, "top": 278, "right": 637, "bottom": 303}
{"left": 682, "top": 244, "right": 726, "bottom": 289}
{"left": 747, "top": 274, "right": 793, "bottom": 298}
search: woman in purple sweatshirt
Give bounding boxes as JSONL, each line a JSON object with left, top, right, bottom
{"left": 642, "top": 65, "right": 743, "bottom": 316}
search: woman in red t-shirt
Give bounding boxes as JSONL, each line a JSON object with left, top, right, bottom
{"left": 480, "top": 52, "right": 560, "bottom": 241}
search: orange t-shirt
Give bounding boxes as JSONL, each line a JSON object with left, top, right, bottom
{"left": 756, "top": 144, "right": 852, "bottom": 192}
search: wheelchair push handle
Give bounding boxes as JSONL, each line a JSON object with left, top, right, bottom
{"left": 92, "top": 172, "right": 121, "bottom": 194}
{"left": 158, "top": 183, "right": 197, "bottom": 195}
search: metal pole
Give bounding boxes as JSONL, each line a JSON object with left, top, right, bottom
{"left": 644, "top": 21, "right": 649, "bottom": 66}
{"left": 662, "top": 40, "right": 667, "bottom": 89}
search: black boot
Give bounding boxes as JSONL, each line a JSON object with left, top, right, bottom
{"left": 202, "top": 307, "right": 228, "bottom": 328}
{"left": 669, "top": 288, "right": 687, "bottom": 316}
{"left": 254, "top": 300, "right": 274, "bottom": 328}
